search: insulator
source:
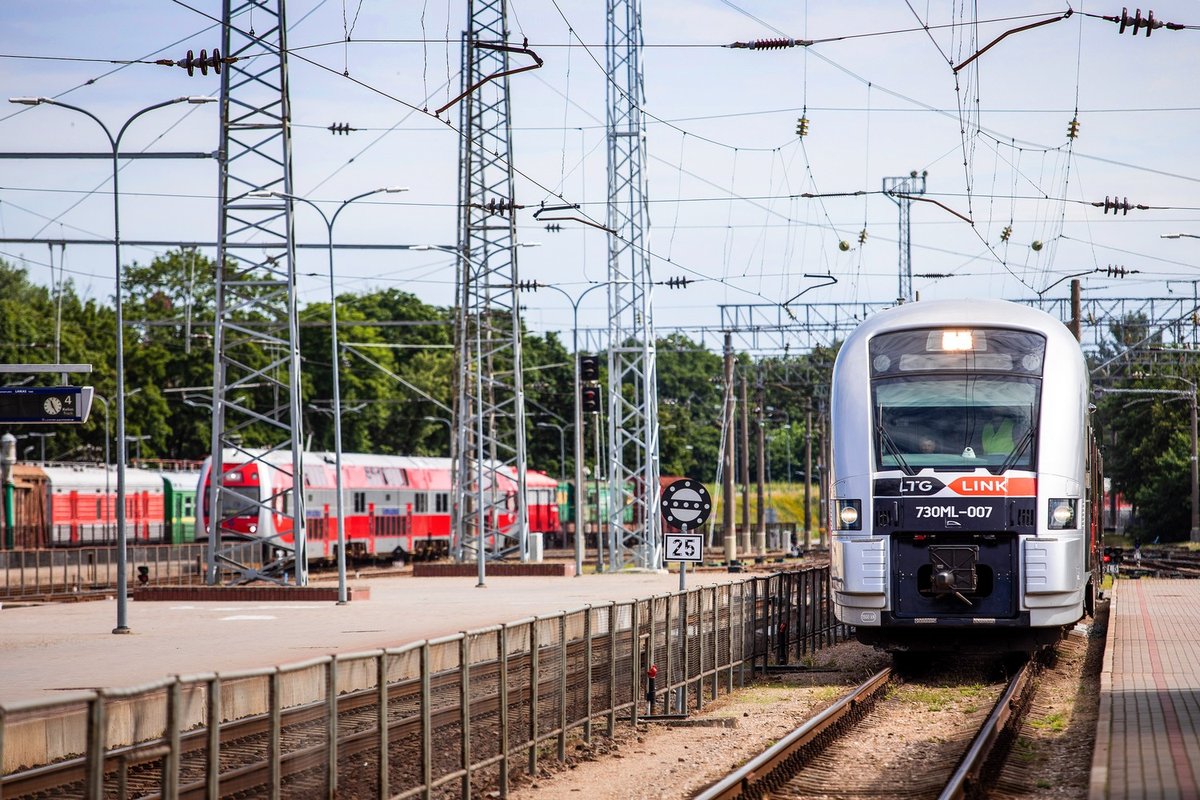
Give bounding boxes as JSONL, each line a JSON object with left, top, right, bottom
{"left": 1100, "top": 196, "right": 1138, "bottom": 215}
{"left": 1105, "top": 7, "right": 1183, "bottom": 35}
{"left": 1067, "top": 117, "right": 1080, "bottom": 139}
{"left": 173, "top": 47, "right": 228, "bottom": 76}
{"left": 1000, "top": 225, "right": 1013, "bottom": 242}
{"left": 328, "top": 123, "right": 353, "bottom": 135}
{"left": 858, "top": 229, "right": 868, "bottom": 244}
{"left": 516, "top": 280, "right": 540, "bottom": 291}
{"left": 544, "top": 223, "right": 562, "bottom": 233}
{"left": 795, "top": 116, "right": 810, "bottom": 137}
{"left": 729, "top": 37, "right": 803, "bottom": 50}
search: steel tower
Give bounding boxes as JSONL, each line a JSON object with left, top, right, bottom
{"left": 882, "top": 171, "right": 927, "bottom": 303}
{"left": 207, "top": 0, "right": 307, "bottom": 585}
{"left": 453, "top": 0, "right": 530, "bottom": 568}
{"left": 606, "top": 0, "right": 660, "bottom": 570}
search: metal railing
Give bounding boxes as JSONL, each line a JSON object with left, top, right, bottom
{"left": 0, "top": 568, "right": 845, "bottom": 799}
{"left": 0, "top": 543, "right": 265, "bottom": 600}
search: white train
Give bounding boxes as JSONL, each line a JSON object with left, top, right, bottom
{"left": 828, "top": 299, "right": 1103, "bottom": 652}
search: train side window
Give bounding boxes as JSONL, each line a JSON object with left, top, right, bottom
{"left": 415, "top": 493, "right": 429, "bottom": 513}
{"left": 353, "top": 492, "right": 366, "bottom": 513}
{"left": 436, "top": 493, "right": 448, "bottom": 512}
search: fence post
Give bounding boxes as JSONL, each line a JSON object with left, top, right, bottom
{"left": 420, "top": 647, "right": 431, "bottom": 800}
{"left": 460, "top": 635, "right": 472, "bottom": 798}
{"left": 327, "top": 658, "right": 338, "bottom": 800}
{"left": 630, "top": 601, "right": 641, "bottom": 726}
{"left": 529, "top": 618, "right": 539, "bottom": 777}
{"left": 379, "top": 652, "right": 390, "bottom": 799}
{"left": 163, "top": 679, "right": 181, "bottom": 800}
{"left": 558, "top": 615, "right": 567, "bottom": 761}
{"left": 207, "top": 676, "right": 220, "bottom": 799}
{"left": 607, "top": 603, "right": 617, "bottom": 738}
{"left": 269, "top": 670, "right": 281, "bottom": 800}
{"left": 500, "top": 625, "right": 510, "bottom": 798}
{"left": 584, "top": 605, "right": 593, "bottom": 743}
{"left": 85, "top": 693, "right": 106, "bottom": 797}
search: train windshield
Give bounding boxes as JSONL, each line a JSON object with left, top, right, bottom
{"left": 869, "top": 328, "right": 1045, "bottom": 475}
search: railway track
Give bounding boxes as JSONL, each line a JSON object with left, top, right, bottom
{"left": 695, "top": 655, "right": 1040, "bottom": 800}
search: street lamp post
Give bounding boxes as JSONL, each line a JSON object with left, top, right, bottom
{"left": 423, "top": 415, "right": 453, "bottom": 451}
{"left": 94, "top": 394, "right": 112, "bottom": 540}
{"left": 251, "top": 187, "right": 408, "bottom": 604}
{"left": 525, "top": 282, "right": 609, "bottom": 578}
{"left": 536, "top": 422, "right": 567, "bottom": 482}
{"left": 10, "top": 95, "right": 215, "bottom": 634}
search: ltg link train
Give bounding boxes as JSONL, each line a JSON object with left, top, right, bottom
{"left": 828, "top": 299, "right": 1103, "bottom": 652}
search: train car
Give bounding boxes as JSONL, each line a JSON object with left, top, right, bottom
{"left": 161, "top": 471, "right": 201, "bottom": 543}
{"left": 828, "top": 299, "right": 1102, "bottom": 652}
{"left": 42, "top": 464, "right": 167, "bottom": 545}
{"left": 197, "top": 450, "right": 561, "bottom": 563}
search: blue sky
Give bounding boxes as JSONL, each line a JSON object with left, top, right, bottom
{"left": 2, "top": 1, "right": 1198, "bottom": 345}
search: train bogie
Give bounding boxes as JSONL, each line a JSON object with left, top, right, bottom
{"left": 829, "top": 300, "right": 1102, "bottom": 652}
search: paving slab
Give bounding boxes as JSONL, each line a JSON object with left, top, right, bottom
{"left": 1091, "top": 578, "right": 1200, "bottom": 800}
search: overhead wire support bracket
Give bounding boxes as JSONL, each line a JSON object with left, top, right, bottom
{"left": 533, "top": 201, "right": 615, "bottom": 233}
{"left": 434, "top": 38, "right": 543, "bottom": 115}
{"left": 952, "top": 10, "right": 1073, "bottom": 73}
{"left": 891, "top": 193, "right": 974, "bottom": 225}
{"left": 783, "top": 273, "right": 839, "bottom": 309}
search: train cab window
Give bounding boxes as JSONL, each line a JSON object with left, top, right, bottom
{"left": 353, "top": 492, "right": 366, "bottom": 513}
{"left": 870, "top": 328, "right": 1044, "bottom": 475}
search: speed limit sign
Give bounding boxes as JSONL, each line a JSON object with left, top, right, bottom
{"left": 664, "top": 533, "right": 703, "bottom": 563}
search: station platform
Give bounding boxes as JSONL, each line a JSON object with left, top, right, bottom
{"left": 1091, "top": 578, "right": 1200, "bottom": 800}
{"left": 0, "top": 570, "right": 745, "bottom": 706}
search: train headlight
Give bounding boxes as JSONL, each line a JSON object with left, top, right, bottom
{"left": 248, "top": 524, "right": 258, "bottom": 534}
{"left": 1047, "top": 499, "right": 1077, "bottom": 529}
{"left": 836, "top": 500, "right": 862, "bottom": 531}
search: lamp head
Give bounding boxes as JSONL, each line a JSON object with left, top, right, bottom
{"left": 185, "top": 96, "right": 216, "bottom": 104}
{"left": 9, "top": 97, "right": 46, "bottom": 106}
{"left": 381, "top": 186, "right": 409, "bottom": 194}
{"left": 247, "top": 190, "right": 279, "bottom": 199}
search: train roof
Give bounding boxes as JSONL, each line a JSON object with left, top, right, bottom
{"left": 40, "top": 464, "right": 166, "bottom": 493}
{"left": 840, "top": 299, "right": 1079, "bottom": 348}
{"left": 161, "top": 471, "right": 202, "bottom": 491}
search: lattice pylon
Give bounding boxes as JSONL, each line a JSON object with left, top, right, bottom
{"left": 452, "top": 0, "right": 530, "bottom": 567}
{"left": 606, "top": 0, "right": 661, "bottom": 571}
{"left": 207, "top": 0, "right": 307, "bottom": 586}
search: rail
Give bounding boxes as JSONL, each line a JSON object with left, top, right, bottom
{"left": 0, "top": 568, "right": 845, "bottom": 799}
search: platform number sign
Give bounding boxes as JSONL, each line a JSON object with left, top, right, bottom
{"left": 665, "top": 532, "right": 703, "bottom": 563}
{"left": 661, "top": 479, "right": 710, "bottom": 563}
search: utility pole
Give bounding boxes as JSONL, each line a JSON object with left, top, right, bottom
{"left": 1070, "top": 279, "right": 1082, "bottom": 341}
{"left": 755, "top": 383, "right": 766, "bottom": 554}
{"left": 739, "top": 374, "right": 751, "bottom": 555}
{"left": 722, "top": 333, "right": 737, "bottom": 564}
{"left": 804, "top": 399, "right": 813, "bottom": 551}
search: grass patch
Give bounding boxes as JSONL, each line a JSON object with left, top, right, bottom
{"left": 901, "top": 683, "right": 987, "bottom": 712}
{"left": 1030, "top": 711, "right": 1068, "bottom": 732}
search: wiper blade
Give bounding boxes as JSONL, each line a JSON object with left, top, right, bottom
{"left": 995, "top": 425, "right": 1035, "bottom": 474}
{"left": 878, "top": 424, "right": 916, "bottom": 476}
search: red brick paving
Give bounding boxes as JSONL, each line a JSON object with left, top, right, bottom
{"left": 1091, "top": 579, "right": 1200, "bottom": 800}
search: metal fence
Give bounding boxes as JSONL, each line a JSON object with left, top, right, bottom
{"left": 0, "top": 568, "right": 845, "bottom": 800}
{"left": 0, "top": 543, "right": 264, "bottom": 600}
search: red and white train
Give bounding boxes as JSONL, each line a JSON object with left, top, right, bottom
{"left": 197, "top": 450, "right": 560, "bottom": 562}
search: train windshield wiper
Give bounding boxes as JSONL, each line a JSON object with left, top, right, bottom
{"left": 995, "top": 425, "right": 1035, "bottom": 475}
{"left": 877, "top": 421, "right": 915, "bottom": 476}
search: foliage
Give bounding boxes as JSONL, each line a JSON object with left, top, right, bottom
{"left": 3, "top": 252, "right": 838, "bottom": 494}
